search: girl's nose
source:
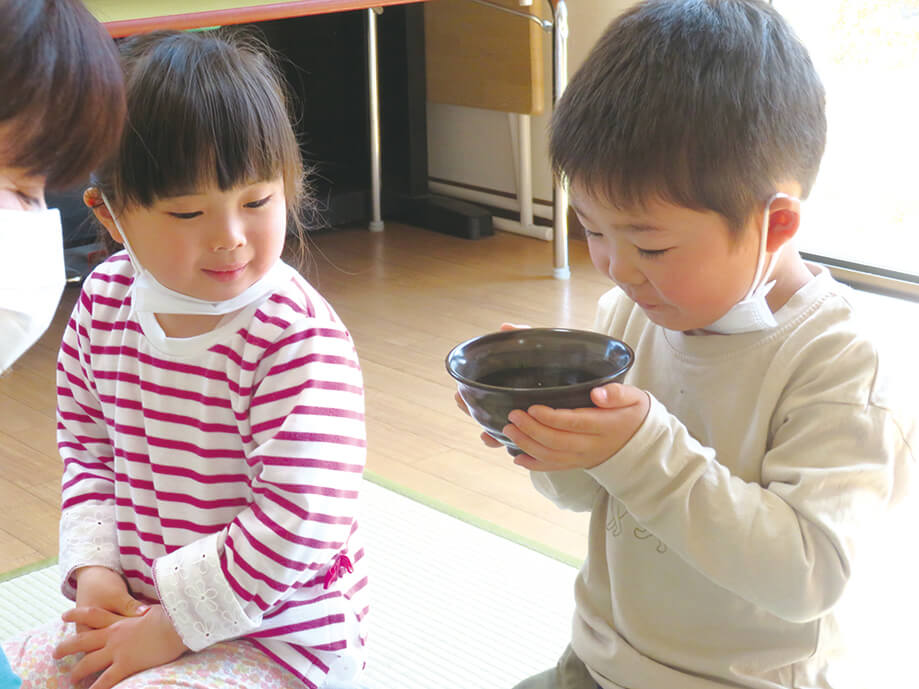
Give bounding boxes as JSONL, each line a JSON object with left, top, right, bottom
{"left": 211, "top": 217, "right": 246, "bottom": 251}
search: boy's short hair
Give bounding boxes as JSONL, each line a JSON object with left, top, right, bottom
{"left": 550, "top": 0, "right": 826, "bottom": 233}
{"left": 0, "top": 0, "right": 125, "bottom": 189}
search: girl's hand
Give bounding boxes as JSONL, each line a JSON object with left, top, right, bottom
{"left": 73, "top": 566, "right": 148, "bottom": 632}
{"left": 504, "top": 383, "right": 650, "bottom": 471}
{"left": 53, "top": 604, "right": 188, "bottom": 689}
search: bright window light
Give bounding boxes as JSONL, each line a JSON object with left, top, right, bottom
{"left": 774, "top": 1, "right": 919, "bottom": 279}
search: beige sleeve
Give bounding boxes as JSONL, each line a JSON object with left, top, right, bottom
{"left": 587, "top": 392, "right": 909, "bottom": 623}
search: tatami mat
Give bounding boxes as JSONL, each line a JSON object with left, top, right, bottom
{"left": 0, "top": 480, "right": 577, "bottom": 689}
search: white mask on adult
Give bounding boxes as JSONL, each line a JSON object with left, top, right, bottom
{"left": 99, "top": 191, "right": 287, "bottom": 316}
{"left": 0, "top": 207, "right": 65, "bottom": 373}
{"left": 703, "top": 192, "right": 795, "bottom": 335}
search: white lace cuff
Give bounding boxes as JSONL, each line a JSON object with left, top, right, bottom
{"left": 59, "top": 504, "right": 121, "bottom": 599}
{"left": 152, "top": 533, "right": 258, "bottom": 651}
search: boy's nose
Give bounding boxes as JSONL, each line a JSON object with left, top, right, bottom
{"left": 607, "top": 253, "right": 642, "bottom": 286}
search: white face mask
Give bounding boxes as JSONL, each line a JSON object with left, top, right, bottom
{"left": 0, "top": 207, "right": 66, "bottom": 373}
{"left": 99, "top": 191, "right": 286, "bottom": 316}
{"left": 703, "top": 192, "right": 795, "bottom": 335}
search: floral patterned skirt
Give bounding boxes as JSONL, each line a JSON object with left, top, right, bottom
{"left": 2, "top": 621, "right": 298, "bottom": 689}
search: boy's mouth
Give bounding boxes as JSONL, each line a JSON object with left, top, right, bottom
{"left": 627, "top": 292, "right": 659, "bottom": 310}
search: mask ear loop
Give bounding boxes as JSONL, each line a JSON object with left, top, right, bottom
{"left": 97, "top": 190, "right": 144, "bottom": 275}
{"left": 746, "top": 192, "right": 794, "bottom": 299}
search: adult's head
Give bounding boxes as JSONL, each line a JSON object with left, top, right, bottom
{"left": 0, "top": 0, "right": 125, "bottom": 374}
{"left": 0, "top": 0, "right": 126, "bottom": 210}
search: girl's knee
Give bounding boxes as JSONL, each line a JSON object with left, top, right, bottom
{"left": 2, "top": 622, "right": 86, "bottom": 688}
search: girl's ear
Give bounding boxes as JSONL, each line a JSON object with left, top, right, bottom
{"left": 765, "top": 195, "right": 801, "bottom": 253}
{"left": 83, "top": 187, "right": 123, "bottom": 245}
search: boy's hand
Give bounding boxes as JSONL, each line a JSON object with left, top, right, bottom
{"left": 53, "top": 603, "right": 188, "bottom": 689}
{"left": 73, "top": 566, "right": 148, "bottom": 632}
{"left": 505, "top": 383, "right": 650, "bottom": 471}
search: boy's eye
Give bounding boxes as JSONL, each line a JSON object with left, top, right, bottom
{"left": 637, "top": 247, "right": 669, "bottom": 258}
{"left": 168, "top": 211, "right": 202, "bottom": 219}
{"left": 245, "top": 195, "right": 272, "bottom": 209}
{"left": 583, "top": 229, "right": 603, "bottom": 238}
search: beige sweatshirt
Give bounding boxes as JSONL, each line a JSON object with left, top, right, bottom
{"left": 533, "top": 265, "right": 914, "bottom": 689}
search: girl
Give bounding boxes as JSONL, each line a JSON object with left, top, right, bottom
{"left": 2, "top": 29, "right": 368, "bottom": 689}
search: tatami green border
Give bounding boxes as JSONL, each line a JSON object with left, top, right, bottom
{"left": 0, "top": 557, "right": 57, "bottom": 584}
{"left": 363, "top": 471, "right": 583, "bottom": 569}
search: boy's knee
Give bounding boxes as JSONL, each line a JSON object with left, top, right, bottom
{"left": 512, "top": 645, "right": 598, "bottom": 689}
{"left": 512, "top": 666, "right": 558, "bottom": 689}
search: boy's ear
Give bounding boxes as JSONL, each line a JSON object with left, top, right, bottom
{"left": 765, "top": 195, "right": 801, "bottom": 252}
{"left": 83, "top": 187, "right": 123, "bottom": 245}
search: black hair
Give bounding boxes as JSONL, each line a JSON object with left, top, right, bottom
{"left": 0, "top": 0, "right": 125, "bottom": 189}
{"left": 550, "top": 0, "right": 826, "bottom": 234}
{"left": 91, "top": 28, "right": 310, "bottom": 262}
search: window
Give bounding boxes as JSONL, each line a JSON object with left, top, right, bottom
{"left": 771, "top": 10, "right": 919, "bottom": 684}
{"left": 772, "top": 1, "right": 919, "bottom": 293}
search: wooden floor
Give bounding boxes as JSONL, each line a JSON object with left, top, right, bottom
{"left": 0, "top": 224, "right": 609, "bottom": 576}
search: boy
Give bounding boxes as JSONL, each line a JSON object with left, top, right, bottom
{"left": 461, "top": 1, "right": 915, "bottom": 687}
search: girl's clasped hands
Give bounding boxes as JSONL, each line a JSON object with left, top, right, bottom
{"left": 52, "top": 566, "right": 187, "bottom": 689}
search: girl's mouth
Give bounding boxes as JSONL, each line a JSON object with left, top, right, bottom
{"left": 202, "top": 263, "right": 249, "bottom": 282}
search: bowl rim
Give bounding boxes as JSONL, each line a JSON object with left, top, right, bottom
{"left": 444, "top": 327, "right": 635, "bottom": 393}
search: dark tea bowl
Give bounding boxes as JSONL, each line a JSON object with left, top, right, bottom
{"left": 445, "top": 328, "right": 634, "bottom": 456}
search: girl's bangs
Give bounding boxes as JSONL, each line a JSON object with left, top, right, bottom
{"left": 120, "top": 40, "right": 295, "bottom": 206}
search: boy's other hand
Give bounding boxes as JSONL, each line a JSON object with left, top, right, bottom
{"left": 505, "top": 383, "right": 650, "bottom": 471}
{"left": 453, "top": 321, "right": 531, "bottom": 450}
{"left": 73, "top": 566, "right": 148, "bottom": 632}
{"left": 453, "top": 390, "right": 505, "bottom": 449}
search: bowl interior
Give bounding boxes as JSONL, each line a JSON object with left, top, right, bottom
{"left": 446, "top": 328, "right": 633, "bottom": 391}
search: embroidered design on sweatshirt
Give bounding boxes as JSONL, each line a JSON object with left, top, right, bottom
{"left": 606, "top": 498, "right": 668, "bottom": 554}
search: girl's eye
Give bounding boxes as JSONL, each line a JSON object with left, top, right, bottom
{"left": 245, "top": 195, "right": 272, "bottom": 209}
{"left": 637, "top": 247, "right": 669, "bottom": 259}
{"left": 583, "top": 229, "right": 603, "bottom": 238}
{"left": 168, "top": 211, "right": 202, "bottom": 219}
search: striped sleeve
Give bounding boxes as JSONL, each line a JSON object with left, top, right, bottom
{"left": 152, "top": 315, "right": 366, "bottom": 652}
{"left": 57, "top": 287, "right": 120, "bottom": 599}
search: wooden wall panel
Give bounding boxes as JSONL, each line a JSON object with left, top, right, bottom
{"left": 424, "top": 0, "right": 546, "bottom": 114}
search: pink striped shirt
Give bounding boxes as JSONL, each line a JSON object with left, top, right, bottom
{"left": 57, "top": 254, "right": 368, "bottom": 689}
